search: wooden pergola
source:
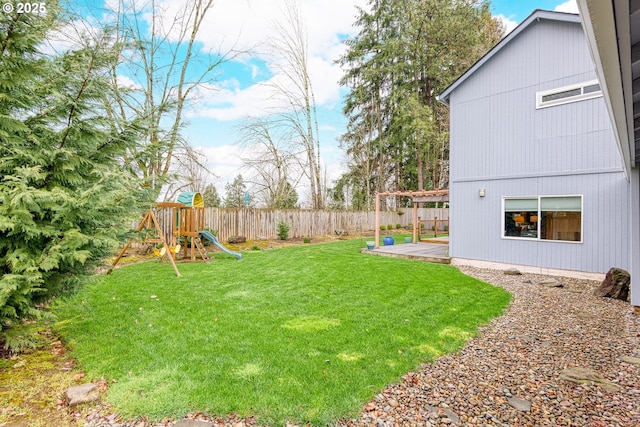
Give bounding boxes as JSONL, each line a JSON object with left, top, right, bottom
{"left": 374, "top": 189, "right": 449, "bottom": 248}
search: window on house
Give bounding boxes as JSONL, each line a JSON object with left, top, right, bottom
{"left": 504, "top": 198, "right": 539, "bottom": 238}
{"left": 536, "top": 80, "right": 602, "bottom": 109}
{"left": 503, "top": 196, "right": 582, "bottom": 242}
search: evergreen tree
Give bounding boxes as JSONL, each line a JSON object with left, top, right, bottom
{"left": 0, "top": 5, "right": 147, "bottom": 348}
{"left": 272, "top": 181, "right": 299, "bottom": 209}
{"left": 223, "top": 175, "right": 247, "bottom": 208}
{"left": 338, "top": 0, "right": 503, "bottom": 209}
{"left": 202, "top": 184, "right": 221, "bottom": 207}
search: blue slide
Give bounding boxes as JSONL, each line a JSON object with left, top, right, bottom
{"left": 199, "top": 230, "right": 242, "bottom": 260}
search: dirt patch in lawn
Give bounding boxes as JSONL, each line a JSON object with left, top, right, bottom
{"left": 0, "top": 330, "right": 93, "bottom": 427}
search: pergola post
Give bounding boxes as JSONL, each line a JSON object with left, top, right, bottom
{"left": 413, "top": 202, "right": 418, "bottom": 243}
{"left": 373, "top": 189, "right": 449, "bottom": 248}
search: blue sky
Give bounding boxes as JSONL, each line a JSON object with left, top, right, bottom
{"left": 66, "top": 0, "right": 579, "bottom": 202}
{"left": 490, "top": 0, "right": 578, "bottom": 31}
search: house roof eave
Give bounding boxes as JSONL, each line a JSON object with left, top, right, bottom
{"left": 576, "top": 0, "right": 635, "bottom": 174}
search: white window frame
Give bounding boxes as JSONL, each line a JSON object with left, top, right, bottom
{"left": 502, "top": 195, "right": 583, "bottom": 243}
{"left": 536, "top": 80, "right": 602, "bottom": 109}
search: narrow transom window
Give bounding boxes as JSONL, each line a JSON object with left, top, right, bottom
{"left": 536, "top": 80, "right": 602, "bottom": 109}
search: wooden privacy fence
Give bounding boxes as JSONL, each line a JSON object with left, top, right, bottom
{"left": 417, "top": 217, "right": 450, "bottom": 232}
{"left": 138, "top": 207, "right": 449, "bottom": 242}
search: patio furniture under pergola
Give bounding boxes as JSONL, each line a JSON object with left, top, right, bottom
{"left": 374, "top": 189, "right": 449, "bottom": 248}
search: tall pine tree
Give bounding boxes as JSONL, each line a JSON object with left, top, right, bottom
{"left": 223, "top": 175, "right": 248, "bottom": 208}
{"left": 202, "top": 184, "right": 221, "bottom": 207}
{"left": 336, "top": 0, "right": 503, "bottom": 209}
{"left": 0, "top": 4, "right": 147, "bottom": 349}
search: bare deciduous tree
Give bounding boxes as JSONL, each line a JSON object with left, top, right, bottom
{"left": 162, "top": 146, "right": 216, "bottom": 201}
{"left": 264, "top": 0, "right": 324, "bottom": 209}
{"left": 238, "top": 116, "right": 304, "bottom": 208}
{"left": 102, "top": 0, "right": 244, "bottom": 199}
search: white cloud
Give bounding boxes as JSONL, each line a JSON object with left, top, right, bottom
{"left": 40, "top": 15, "right": 107, "bottom": 55}
{"left": 141, "top": 0, "right": 366, "bottom": 121}
{"left": 496, "top": 1, "right": 579, "bottom": 36}
{"left": 182, "top": 0, "right": 366, "bottom": 58}
{"left": 188, "top": 81, "right": 274, "bottom": 121}
{"left": 187, "top": 47, "right": 346, "bottom": 121}
{"left": 116, "top": 75, "right": 142, "bottom": 90}
{"left": 198, "top": 144, "right": 246, "bottom": 170}
{"left": 554, "top": 0, "right": 579, "bottom": 14}
{"left": 496, "top": 13, "right": 518, "bottom": 36}
{"left": 196, "top": 144, "right": 248, "bottom": 194}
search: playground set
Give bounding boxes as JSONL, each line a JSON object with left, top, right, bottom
{"left": 108, "top": 192, "right": 241, "bottom": 277}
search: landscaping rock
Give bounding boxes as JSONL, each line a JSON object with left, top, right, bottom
{"left": 507, "top": 396, "right": 531, "bottom": 412}
{"left": 227, "top": 236, "right": 246, "bottom": 244}
{"left": 538, "top": 278, "right": 563, "bottom": 288}
{"left": 594, "top": 267, "right": 630, "bottom": 301}
{"left": 64, "top": 383, "right": 99, "bottom": 406}
{"left": 441, "top": 407, "right": 460, "bottom": 423}
{"left": 503, "top": 268, "right": 521, "bottom": 275}
{"left": 558, "top": 367, "right": 620, "bottom": 392}
{"left": 621, "top": 356, "right": 640, "bottom": 366}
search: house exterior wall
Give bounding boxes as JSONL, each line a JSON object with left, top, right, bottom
{"left": 447, "top": 17, "right": 630, "bottom": 274}
{"left": 631, "top": 169, "right": 640, "bottom": 305}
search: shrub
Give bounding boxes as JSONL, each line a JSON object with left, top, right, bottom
{"left": 380, "top": 225, "right": 386, "bottom": 231}
{"left": 277, "top": 221, "right": 290, "bottom": 240}
{"left": 387, "top": 224, "right": 393, "bottom": 230}
{"left": 395, "top": 224, "right": 402, "bottom": 229}
{"left": 444, "top": 225, "right": 449, "bottom": 232}
{"left": 303, "top": 237, "right": 311, "bottom": 244}
{"left": 0, "top": 12, "right": 146, "bottom": 350}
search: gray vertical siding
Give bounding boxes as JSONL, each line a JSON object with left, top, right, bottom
{"left": 450, "top": 173, "right": 629, "bottom": 273}
{"left": 447, "top": 16, "right": 630, "bottom": 274}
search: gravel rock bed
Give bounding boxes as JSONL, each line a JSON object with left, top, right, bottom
{"left": 83, "top": 267, "right": 640, "bottom": 427}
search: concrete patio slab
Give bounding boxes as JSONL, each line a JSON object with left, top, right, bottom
{"left": 361, "top": 241, "right": 450, "bottom": 264}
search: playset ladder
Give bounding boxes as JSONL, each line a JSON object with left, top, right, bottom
{"left": 193, "top": 236, "right": 210, "bottom": 261}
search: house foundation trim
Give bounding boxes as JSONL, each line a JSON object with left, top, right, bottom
{"left": 451, "top": 257, "right": 606, "bottom": 281}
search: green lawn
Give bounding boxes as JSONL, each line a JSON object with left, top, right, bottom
{"left": 54, "top": 239, "right": 510, "bottom": 426}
